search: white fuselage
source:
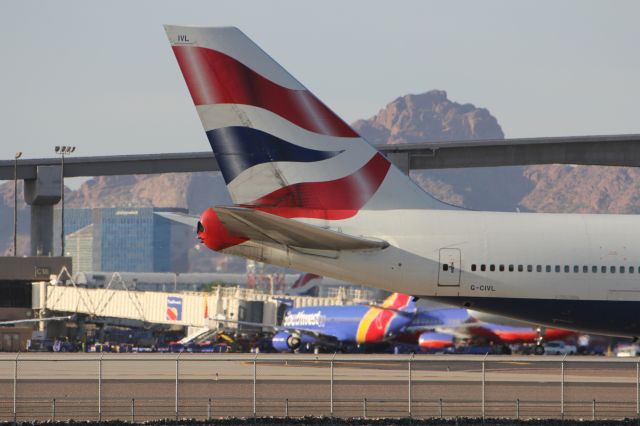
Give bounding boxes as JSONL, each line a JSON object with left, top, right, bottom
{"left": 224, "top": 209, "right": 640, "bottom": 337}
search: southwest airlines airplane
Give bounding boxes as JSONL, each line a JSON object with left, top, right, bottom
{"left": 231, "top": 290, "right": 572, "bottom": 353}
{"left": 163, "top": 25, "right": 640, "bottom": 338}
{"left": 272, "top": 293, "right": 415, "bottom": 352}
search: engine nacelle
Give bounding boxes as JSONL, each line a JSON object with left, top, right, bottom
{"left": 418, "top": 332, "right": 455, "bottom": 349}
{"left": 197, "top": 208, "right": 247, "bottom": 251}
{"left": 272, "top": 332, "right": 302, "bottom": 352}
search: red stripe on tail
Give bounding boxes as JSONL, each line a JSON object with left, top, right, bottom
{"left": 172, "top": 46, "right": 358, "bottom": 138}
{"left": 250, "top": 153, "right": 390, "bottom": 220}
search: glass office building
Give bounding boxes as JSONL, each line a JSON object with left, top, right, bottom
{"left": 56, "top": 208, "right": 190, "bottom": 273}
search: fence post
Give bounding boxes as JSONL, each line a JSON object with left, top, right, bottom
{"left": 592, "top": 399, "right": 596, "bottom": 421}
{"left": 408, "top": 353, "right": 414, "bottom": 418}
{"left": 98, "top": 352, "right": 103, "bottom": 421}
{"left": 208, "top": 398, "right": 212, "bottom": 420}
{"left": 175, "top": 352, "right": 181, "bottom": 420}
{"left": 253, "top": 352, "right": 258, "bottom": 417}
{"left": 13, "top": 352, "right": 19, "bottom": 423}
{"left": 561, "top": 353, "right": 566, "bottom": 420}
{"left": 330, "top": 352, "right": 336, "bottom": 417}
{"left": 363, "top": 398, "right": 367, "bottom": 419}
{"left": 285, "top": 398, "right": 289, "bottom": 418}
{"left": 482, "top": 352, "right": 487, "bottom": 420}
{"left": 439, "top": 398, "right": 443, "bottom": 418}
{"left": 51, "top": 398, "right": 56, "bottom": 421}
{"left": 131, "top": 398, "right": 135, "bottom": 422}
{"left": 516, "top": 398, "right": 519, "bottom": 420}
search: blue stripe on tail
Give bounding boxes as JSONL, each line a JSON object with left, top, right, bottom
{"left": 206, "top": 127, "right": 343, "bottom": 184}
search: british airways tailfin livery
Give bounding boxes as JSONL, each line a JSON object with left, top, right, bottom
{"left": 287, "top": 273, "right": 322, "bottom": 297}
{"left": 165, "top": 25, "right": 640, "bottom": 338}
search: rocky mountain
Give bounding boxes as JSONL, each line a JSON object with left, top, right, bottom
{"left": 64, "top": 173, "right": 231, "bottom": 212}
{"left": 354, "top": 91, "right": 531, "bottom": 212}
{"left": 355, "top": 90, "right": 640, "bottom": 214}
{"left": 3, "top": 89, "right": 639, "bottom": 265}
{"left": 352, "top": 90, "right": 504, "bottom": 145}
{"left": 520, "top": 165, "right": 640, "bottom": 214}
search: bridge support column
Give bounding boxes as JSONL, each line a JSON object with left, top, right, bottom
{"left": 385, "top": 151, "right": 410, "bottom": 175}
{"left": 24, "top": 165, "right": 61, "bottom": 256}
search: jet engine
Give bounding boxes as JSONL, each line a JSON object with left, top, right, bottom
{"left": 418, "top": 332, "right": 455, "bottom": 349}
{"left": 272, "top": 332, "right": 302, "bottom": 352}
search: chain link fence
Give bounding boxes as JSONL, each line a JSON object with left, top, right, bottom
{"left": 0, "top": 354, "right": 638, "bottom": 422}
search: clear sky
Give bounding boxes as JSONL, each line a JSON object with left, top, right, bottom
{"left": 1, "top": 1, "right": 639, "bottom": 161}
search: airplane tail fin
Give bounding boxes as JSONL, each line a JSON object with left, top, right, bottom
{"left": 288, "top": 273, "right": 322, "bottom": 297}
{"left": 165, "top": 25, "right": 452, "bottom": 223}
{"left": 381, "top": 293, "right": 416, "bottom": 313}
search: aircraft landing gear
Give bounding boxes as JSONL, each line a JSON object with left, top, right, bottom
{"left": 534, "top": 326, "right": 546, "bottom": 355}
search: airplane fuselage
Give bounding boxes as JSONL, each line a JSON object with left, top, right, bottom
{"left": 224, "top": 209, "right": 640, "bottom": 337}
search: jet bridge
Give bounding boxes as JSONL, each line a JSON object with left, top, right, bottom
{"left": 37, "top": 269, "right": 355, "bottom": 329}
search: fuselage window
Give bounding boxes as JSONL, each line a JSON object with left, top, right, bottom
{"left": 499, "top": 264, "right": 505, "bottom": 272}
{"left": 592, "top": 266, "right": 597, "bottom": 273}
{"left": 526, "top": 265, "right": 532, "bottom": 272}
{"left": 621, "top": 266, "right": 626, "bottom": 273}
{"left": 536, "top": 265, "right": 542, "bottom": 272}
{"left": 443, "top": 264, "right": 449, "bottom": 271}
{"left": 490, "top": 264, "right": 495, "bottom": 272}
{"left": 471, "top": 264, "right": 477, "bottom": 272}
{"left": 518, "top": 265, "right": 524, "bottom": 272}
{"left": 582, "top": 265, "right": 588, "bottom": 273}
{"left": 564, "top": 265, "right": 570, "bottom": 273}
{"left": 630, "top": 266, "right": 635, "bottom": 274}
{"left": 546, "top": 265, "right": 551, "bottom": 272}
{"left": 611, "top": 266, "right": 616, "bottom": 273}
{"left": 509, "top": 264, "right": 514, "bottom": 272}
{"left": 601, "top": 266, "right": 607, "bottom": 273}
{"left": 555, "top": 265, "right": 561, "bottom": 273}
{"left": 481, "top": 264, "right": 486, "bottom": 272}
{"left": 573, "top": 265, "right": 579, "bottom": 273}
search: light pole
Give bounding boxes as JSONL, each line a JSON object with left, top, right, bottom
{"left": 55, "top": 146, "right": 75, "bottom": 256}
{"left": 13, "top": 152, "right": 22, "bottom": 256}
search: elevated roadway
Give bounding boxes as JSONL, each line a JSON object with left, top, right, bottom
{"left": 2, "top": 134, "right": 640, "bottom": 180}
{"left": 2, "top": 133, "right": 640, "bottom": 257}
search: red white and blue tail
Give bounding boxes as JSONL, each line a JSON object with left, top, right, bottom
{"left": 165, "top": 26, "right": 446, "bottom": 223}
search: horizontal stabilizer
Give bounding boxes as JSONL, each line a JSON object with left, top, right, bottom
{"left": 154, "top": 212, "right": 199, "bottom": 228}
{"left": 215, "top": 206, "right": 388, "bottom": 251}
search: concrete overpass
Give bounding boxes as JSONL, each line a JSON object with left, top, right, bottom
{"left": 3, "top": 134, "right": 640, "bottom": 180}
{"left": 2, "top": 133, "right": 640, "bottom": 257}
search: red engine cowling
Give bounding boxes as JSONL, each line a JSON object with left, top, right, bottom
{"left": 197, "top": 208, "right": 247, "bottom": 251}
{"left": 418, "top": 332, "right": 455, "bottom": 349}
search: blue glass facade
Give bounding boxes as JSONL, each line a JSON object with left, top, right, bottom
{"left": 61, "top": 207, "right": 189, "bottom": 272}
{"left": 64, "top": 209, "right": 93, "bottom": 235}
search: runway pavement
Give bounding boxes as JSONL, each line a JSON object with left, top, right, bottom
{"left": 0, "top": 354, "right": 638, "bottom": 421}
